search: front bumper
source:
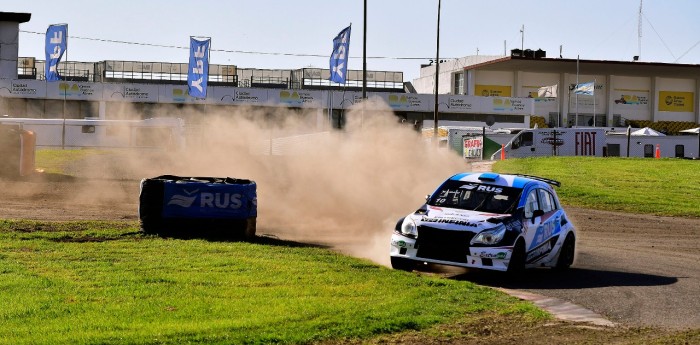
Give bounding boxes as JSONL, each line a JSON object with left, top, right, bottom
{"left": 390, "top": 233, "right": 513, "bottom": 271}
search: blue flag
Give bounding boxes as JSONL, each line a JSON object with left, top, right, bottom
{"left": 573, "top": 81, "right": 594, "bottom": 95}
{"left": 188, "top": 37, "right": 210, "bottom": 98}
{"left": 329, "top": 25, "right": 351, "bottom": 84}
{"left": 45, "top": 24, "right": 67, "bottom": 82}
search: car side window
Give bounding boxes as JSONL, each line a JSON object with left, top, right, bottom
{"left": 548, "top": 191, "right": 560, "bottom": 210}
{"left": 524, "top": 189, "right": 539, "bottom": 218}
{"left": 538, "top": 189, "right": 554, "bottom": 213}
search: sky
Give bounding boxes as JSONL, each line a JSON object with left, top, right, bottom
{"left": 6, "top": 0, "right": 700, "bottom": 82}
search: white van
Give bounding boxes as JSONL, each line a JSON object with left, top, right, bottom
{"left": 493, "top": 128, "right": 606, "bottom": 159}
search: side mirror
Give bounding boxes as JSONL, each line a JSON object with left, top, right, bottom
{"left": 511, "top": 140, "right": 520, "bottom": 150}
{"left": 425, "top": 195, "right": 431, "bottom": 202}
{"left": 531, "top": 209, "right": 544, "bottom": 224}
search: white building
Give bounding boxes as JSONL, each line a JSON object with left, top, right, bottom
{"left": 414, "top": 50, "right": 700, "bottom": 129}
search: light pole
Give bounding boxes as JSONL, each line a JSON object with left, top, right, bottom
{"left": 433, "top": 0, "right": 441, "bottom": 146}
{"left": 362, "top": 0, "right": 367, "bottom": 100}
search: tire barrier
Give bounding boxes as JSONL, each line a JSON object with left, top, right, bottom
{"left": 0, "top": 125, "right": 36, "bottom": 178}
{"left": 139, "top": 175, "right": 257, "bottom": 240}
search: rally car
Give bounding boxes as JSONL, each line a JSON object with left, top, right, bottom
{"left": 389, "top": 172, "right": 576, "bottom": 273}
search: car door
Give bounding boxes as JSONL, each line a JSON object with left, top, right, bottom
{"left": 521, "top": 188, "right": 542, "bottom": 251}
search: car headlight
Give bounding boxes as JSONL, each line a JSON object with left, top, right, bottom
{"left": 470, "top": 224, "right": 506, "bottom": 245}
{"left": 400, "top": 217, "right": 418, "bottom": 238}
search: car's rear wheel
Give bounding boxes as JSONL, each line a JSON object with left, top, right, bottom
{"left": 390, "top": 257, "right": 416, "bottom": 271}
{"left": 555, "top": 232, "right": 575, "bottom": 270}
{"left": 507, "top": 239, "right": 526, "bottom": 276}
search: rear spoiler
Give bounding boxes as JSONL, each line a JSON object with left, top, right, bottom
{"left": 514, "top": 174, "right": 561, "bottom": 187}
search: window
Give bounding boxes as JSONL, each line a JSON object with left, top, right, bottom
{"left": 428, "top": 181, "right": 522, "bottom": 214}
{"left": 521, "top": 132, "right": 533, "bottom": 146}
{"left": 453, "top": 73, "right": 464, "bottom": 95}
{"left": 524, "top": 190, "right": 539, "bottom": 218}
{"left": 537, "top": 189, "right": 558, "bottom": 213}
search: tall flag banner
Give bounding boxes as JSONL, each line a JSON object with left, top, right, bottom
{"left": 45, "top": 24, "right": 67, "bottom": 82}
{"left": 573, "top": 81, "right": 594, "bottom": 95}
{"left": 188, "top": 37, "right": 211, "bottom": 98}
{"left": 537, "top": 84, "right": 558, "bottom": 98}
{"left": 329, "top": 25, "right": 351, "bottom": 84}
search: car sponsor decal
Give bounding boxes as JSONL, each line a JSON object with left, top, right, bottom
{"left": 162, "top": 182, "right": 256, "bottom": 219}
{"left": 528, "top": 211, "right": 562, "bottom": 250}
{"left": 475, "top": 251, "right": 508, "bottom": 259}
{"left": 526, "top": 240, "right": 552, "bottom": 263}
{"left": 420, "top": 216, "right": 479, "bottom": 227}
{"left": 391, "top": 239, "right": 411, "bottom": 249}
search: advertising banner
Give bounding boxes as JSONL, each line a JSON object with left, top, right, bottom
{"left": 216, "top": 87, "right": 269, "bottom": 105}
{"left": 275, "top": 90, "right": 324, "bottom": 108}
{"left": 103, "top": 83, "right": 159, "bottom": 102}
{"left": 378, "top": 93, "right": 432, "bottom": 111}
{"left": 329, "top": 25, "right": 351, "bottom": 84}
{"left": 463, "top": 135, "right": 483, "bottom": 159}
{"left": 659, "top": 91, "right": 694, "bottom": 112}
{"left": 330, "top": 91, "right": 363, "bottom": 109}
{"left": 45, "top": 24, "right": 67, "bottom": 81}
{"left": 475, "top": 85, "right": 511, "bottom": 97}
{"left": 612, "top": 88, "right": 649, "bottom": 110}
{"left": 47, "top": 81, "right": 103, "bottom": 100}
{"left": 0, "top": 79, "right": 45, "bottom": 99}
{"left": 487, "top": 97, "right": 531, "bottom": 114}
{"left": 188, "top": 37, "right": 210, "bottom": 98}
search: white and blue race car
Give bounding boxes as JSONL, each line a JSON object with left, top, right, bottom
{"left": 390, "top": 172, "right": 576, "bottom": 273}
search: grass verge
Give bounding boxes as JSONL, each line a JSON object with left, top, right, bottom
{"left": 493, "top": 157, "right": 700, "bottom": 217}
{"left": 0, "top": 220, "right": 545, "bottom": 344}
{"left": 35, "top": 148, "right": 107, "bottom": 174}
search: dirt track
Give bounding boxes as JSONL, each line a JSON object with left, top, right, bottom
{"left": 1, "top": 173, "right": 699, "bottom": 330}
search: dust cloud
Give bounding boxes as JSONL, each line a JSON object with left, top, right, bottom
{"left": 4, "top": 98, "right": 479, "bottom": 266}
{"left": 161, "top": 99, "right": 472, "bottom": 266}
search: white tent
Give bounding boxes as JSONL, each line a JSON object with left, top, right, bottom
{"left": 631, "top": 127, "right": 666, "bottom": 136}
{"left": 680, "top": 127, "right": 700, "bottom": 134}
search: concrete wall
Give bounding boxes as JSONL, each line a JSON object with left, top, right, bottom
{"left": 0, "top": 21, "right": 19, "bottom": 79}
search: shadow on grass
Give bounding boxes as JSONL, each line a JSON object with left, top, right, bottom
{"left": 448, "top": 267, "right": 677, "bottom": 289}
{"left": 148, "top": 231, "right": 329, "bottom": 249}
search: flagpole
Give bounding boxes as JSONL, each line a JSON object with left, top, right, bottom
{"left": 557, "top": 83, "right": 560, "bottom": 127}
{"left": 593, "top": 77, "right": 596, "bottom": 127}
{"left": 576, "top": 55, "right": 579, "bottom": 127}
{"left": 433, "top": 0, "right": 442, "bottom": 146}
{"left": 62, "top": 25, "right": 68, "bottom": 150}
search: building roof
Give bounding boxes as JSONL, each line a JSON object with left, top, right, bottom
{"left": 464, "top": 56, "right": 700, "bottom": 78}
{"left": 0, "top": 12, "right": 31, "bottom": 23}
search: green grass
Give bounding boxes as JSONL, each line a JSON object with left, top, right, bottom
{"left": 494, "top": 157, "right": 700, "bottom": 217}
{"left": 35, "top": 148, "right": 107, "bottom": 174}
{"left": 0, "top": 220, "right": 544, "bottom": 345}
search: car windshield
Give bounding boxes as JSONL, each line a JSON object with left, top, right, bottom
{"left": 428, "top": 180, "right": 522, "bottom": 214}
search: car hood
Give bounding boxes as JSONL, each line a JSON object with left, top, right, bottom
{"left": 409, "top": 205, "right": 509, "bottom": 233}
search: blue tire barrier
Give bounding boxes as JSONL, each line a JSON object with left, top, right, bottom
{"left": 139, "top": 175, "right": 257, "bottom": 240}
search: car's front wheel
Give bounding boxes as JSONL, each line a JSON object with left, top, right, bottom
{"left": 555, "top": 232, "right": 575, "bottom": 270}
{"left": 390, "top": 257, "right": 416, "bottom": 271}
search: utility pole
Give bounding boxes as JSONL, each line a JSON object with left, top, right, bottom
{"left": 520, "top": 24, "right": 524, "bottom": 52}
{"left": 638, "top": 0, "right": 643, "bottom": 60}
